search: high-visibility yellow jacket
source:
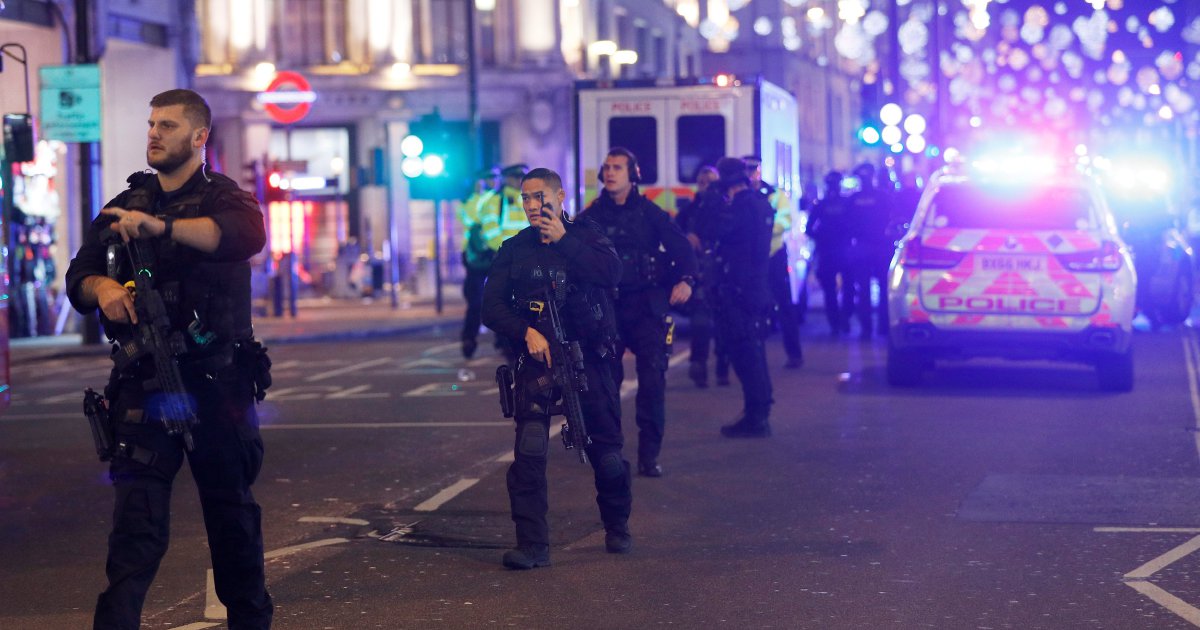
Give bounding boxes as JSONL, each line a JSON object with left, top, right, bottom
{"left": 479, "top": 184, "right": 525, "bottom": 251}
{"left": 768, "top": 187, "right": 792, "bottom": 257}
{"left": 457, "top": 189, "right": 495, "bottom": 252}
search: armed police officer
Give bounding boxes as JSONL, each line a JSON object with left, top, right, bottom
{"left": 65, "top": 89, "right": 273, "bottom": 628}
{"left": 578, "top": 147, "right": 696, "bottom": 477}
{"left": 807, "top": 171, "right": 855, "bottom": 336}
{"left": 482, "top": 167, "right": 633, "bottom": 569}
{"left": 744, "top": 155, "right": 804, "bottom": 369}
{"left": 693, "top": 157, "right": 775, "bottom": 438}
{"left": 848, "top": 163, "right": 895, "bottom": 338}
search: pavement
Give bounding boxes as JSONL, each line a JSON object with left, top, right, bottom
{"left": 10, "top": 289, "right": 468, "bottom": 365}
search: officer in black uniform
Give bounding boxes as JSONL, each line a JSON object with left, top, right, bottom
{"left": 675, "top": 166, "right": 725, "bottom": 388}
{"left": 806, "top": 171, "right": 855, "bottom": 336}
{"left": 693, "top": 157, "right": 775, "bottom": 438}
{"left": 848, "top": 163, "right": 895, "bottom": 337}
{"left": 578, "top": 147, "right": 697, "bottom": 477}
{"left": 482, "top": 167, "right": 633, "bottom": 569}
{"left": 65, "top": 89, "right": 273, "bottom": 629}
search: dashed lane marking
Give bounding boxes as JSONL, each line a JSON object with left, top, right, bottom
{"left": 205, "top": 538, "right": 350, "bottom": 621}
{"left": 414, "top": 478, "right": 480, "bottom": 512}
{"left": 299, "top": 516, "right": 370, "bottom": 526}
{"left": 304, "top": 357, "right": 393, "bottom": 382}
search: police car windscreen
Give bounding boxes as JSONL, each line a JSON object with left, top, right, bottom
{"left": 930, "top": 184, "right": 1094, "bottom": 230}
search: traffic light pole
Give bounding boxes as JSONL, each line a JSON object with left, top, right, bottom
{"left": 76, "top": 0, "right": 102, "bottom": 344}
{"left": 433, "top": 197, "right": 443, "bottom": 314}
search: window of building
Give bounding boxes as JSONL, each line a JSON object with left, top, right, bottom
{"left": 417, "top": 0, "right": 468, "bottom": 64}
{"left": 278, "top": 0, "right": 330, "bottom": 67}
{"left": 676, "top": 115, "right": 724, "bottom": 183}
{"left": 654, "top": 34, "right": 667, "bottom": 77}
{"left": 608, "top": 117, "right": 658, "bottom": 184}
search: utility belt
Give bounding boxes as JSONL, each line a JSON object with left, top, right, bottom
{"left": 84, "top": 337, "right": 272, "bottom": 463}
{"left": 512, "top": 297, "right": 616, "bottom": 361}
{"left": 83, "top": 388, "right": 158, "bottom": 466}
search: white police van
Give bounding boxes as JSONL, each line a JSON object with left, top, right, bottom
{"left": 574, "top": 75, "right": 805, "bottom": 297}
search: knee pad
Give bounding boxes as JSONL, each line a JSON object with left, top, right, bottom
{"left": 596, "top": 451, "right": 625, "bottom": 480}
{"left": 516, "top": 422, "right": 548, "bottom": 458}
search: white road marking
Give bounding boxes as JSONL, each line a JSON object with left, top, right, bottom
{"left": 206, "top": 538, "right": 350, "bottom": 620}
{"left": 204, "top": 570, "right": 225, "bottom": 620}
{"left": 401, "top": 357, "right": 454, "bottom": 369}
{"left": 1124, "top": 535, "right": 1200, "bottom": 580}
{"left": 403, "top": 382, "right": 468, "bottom": 397}
{"left": 304, "top": 357, "right": 392, "bottom": 382}
{"left": 424, "top": 341, "right": 461, "bottom": 355}
{"left": 327, "top": 384, "right": 390, "bottom": 399}
{"left": 1095, "top": 527, "right": 1200, "bottom": 534}
{"left": 173, "top": 623, "right": 220, "bottom": 630}
{"left": 261, "top": 421, "right": 508, "bottom": 430}
{"left": 263, "top": 537, "right": 351, "bottom": 560}
{"left": 0, "top": 412, "right": 76, "bottom": 422}
{"left": 1124, "top": 582, "right": 1200, "bottom": 626}
{"left": 414, "top": 478, "right": 480, "bottom": 512}
{"left": 299, "top": 516, "right": 370, "bottom": 526}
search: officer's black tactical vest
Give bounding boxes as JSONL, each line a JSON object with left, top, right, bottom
{"left": 585, "top": 193, "right": 662, "bottom": 290}
{"left": 506, "top": 232, "right": 619, "bottom": 357}
{"left": 103, "top": 171, "right": 254, "bottom": 360}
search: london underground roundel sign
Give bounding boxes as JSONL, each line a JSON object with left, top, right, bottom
{"left": 257, "top": 71, "right": 316, "bottom": 124}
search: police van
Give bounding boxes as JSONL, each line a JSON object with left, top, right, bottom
{"left": 574, "top": 76, "right": 804, "bottom": 293}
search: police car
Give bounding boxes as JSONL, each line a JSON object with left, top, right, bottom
{"left": 886, "top": 157, "right": 1137, "bottom": 391}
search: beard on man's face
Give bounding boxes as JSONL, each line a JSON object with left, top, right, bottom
{"left": 148, "top": 144, "right": 193, "bottom": 175}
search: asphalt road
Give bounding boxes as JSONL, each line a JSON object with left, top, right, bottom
{"left": 6, "top": 322, "right": 1200, "bottom": 629}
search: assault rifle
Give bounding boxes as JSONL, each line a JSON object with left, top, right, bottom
{"left": 106, "top": 233, "right": 198, "bottom": 451}
{"left": 541, "top": 270, "right": 592, "bottom": 463}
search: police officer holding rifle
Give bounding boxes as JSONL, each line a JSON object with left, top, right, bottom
{"left": 66, "top": 89, "right": 273, "bottom": 628}
{"left": 483, "top": 167, "right": 633, "bottom": 569}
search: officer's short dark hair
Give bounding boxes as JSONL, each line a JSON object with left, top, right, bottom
{"left": 716, "top": 156, "right": 749, "bottom": 187}
{"left": 522, "top": 168, "right": 563, "bottom": 192}
{"left": 150, "top": 89, "right": 212, "bottom": 130}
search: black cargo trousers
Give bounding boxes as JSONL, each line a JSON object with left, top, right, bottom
{"left": 713, "top": 286, "right": 774, "bottom": 419}
{"left": 507, "top": 353, "right": 632, "bottom": 547}
{"left": 94, "top": 366, "right": 272, "bottom": 630}
{"left": 612, "top": 287, "right": 671, "bottom": 465}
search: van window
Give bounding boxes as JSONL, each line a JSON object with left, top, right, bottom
{"left": 608, "top": 117, "right": 658, "bottom": 184}
{"left": 677, "top": 115, "right": 725, "bottom": 183}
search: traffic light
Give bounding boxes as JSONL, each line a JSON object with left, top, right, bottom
{"left": 402, "top": 110, "right": 469, "bottom": 200}
{"left": 859, "top": 124, "right": 882, "bottom": 146}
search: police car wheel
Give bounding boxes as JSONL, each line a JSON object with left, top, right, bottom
{"left": 886, "top": 342, "right": 925, "bottom": 388}
{"left": 1096, "top": 349, "right": 1134, "bottom": 393}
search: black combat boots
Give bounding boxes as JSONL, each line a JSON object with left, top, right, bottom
{"left": 502, "top": 544, "right": 551, "bottom": 570}
{"left": 719, "top": 412, "right": 771, "bottom": 438}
